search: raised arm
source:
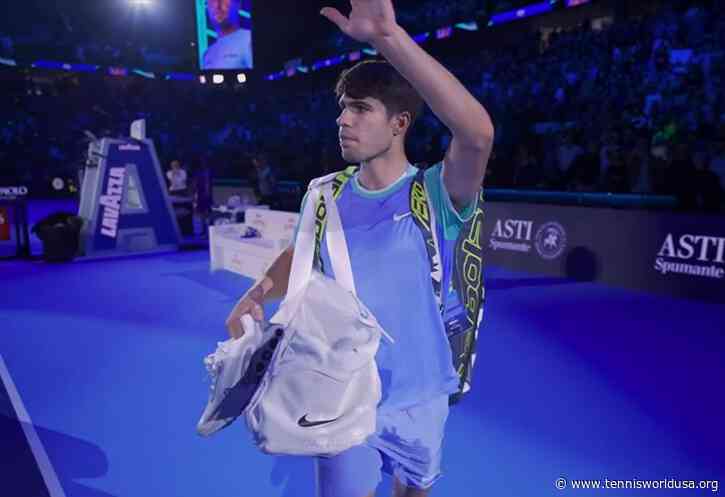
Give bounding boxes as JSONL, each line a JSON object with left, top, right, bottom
{"left": 321, "top": 0, "right": 494, "bottom": 208}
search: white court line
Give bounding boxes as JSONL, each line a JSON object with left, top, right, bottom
{"left": 0, "top": 353, "right": 67, "bottom": 497}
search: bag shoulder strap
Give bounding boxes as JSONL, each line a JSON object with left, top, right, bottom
{"left": 409, "top": 170, "right": 443, "bottom": 312}
{"left": 320, "top": 184, "right": 357, "bottom": 296}
{"left": 448, "top": 187, "right": 486, "bottom": 404}
{"left": 312, "top": 166, "right": 358, "bottom": 271}
{"left": 409, "top": 169, "right": 486, "bottom": 404}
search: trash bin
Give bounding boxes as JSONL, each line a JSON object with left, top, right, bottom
{"left": 31, "top": 212, "right": 83, "bottom": 262}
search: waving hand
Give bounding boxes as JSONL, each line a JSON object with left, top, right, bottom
{"left": 321, "top": 0, "right": 399, "bottom": 45}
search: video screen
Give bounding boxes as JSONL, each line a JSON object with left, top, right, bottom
{"left": 196, "top": 0, "right": 254, "bottom": 71}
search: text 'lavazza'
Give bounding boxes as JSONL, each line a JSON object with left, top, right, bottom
{"left": 99, "top": 167, "right": 126, "bottom": 238}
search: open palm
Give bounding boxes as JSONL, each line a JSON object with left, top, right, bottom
{"left": 321, "top": 0, "right": 398, "bottom": 44}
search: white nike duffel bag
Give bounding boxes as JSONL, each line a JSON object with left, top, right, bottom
{"left": 197, "top": 184, "right": 393, "bottom": 456}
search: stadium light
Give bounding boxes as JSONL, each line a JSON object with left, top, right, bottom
{"left": 237, "top": 73, "right": 247, "bottom": 83}
{"left": 212, "top": 74, "right": 224, "bottom": 84}
{"left": 199, "top": 75, "right": 207, "bottom": 84}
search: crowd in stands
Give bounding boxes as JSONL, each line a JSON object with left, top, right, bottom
{"left": 467, "top": 1, "right": 725, "bottom": 210}
{"left": 325, "top": 0, "right": 479, "bottom": 55}
{"left": 0, "top": 3, "right": 188, "bottom": 71}
{"left": 1, "top": 0, "right": 724, "bottom": 212}
{"left": 0, "top": 32, "right": 184, "bottom": 71}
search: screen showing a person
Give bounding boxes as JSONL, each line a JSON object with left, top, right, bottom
{"left": 196, "top": 0, "right": 254, "bottom": 70}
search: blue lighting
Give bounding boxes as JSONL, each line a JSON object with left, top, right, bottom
{"left": 132, "top": 69, "right": 156, "bottom": 79}
{"left": 488, "top": 1, "right": 553, "bottom": 26}
{"left": 265, "top": 71, "right": 284, "bottom": 81}
{"left": 165, "top": 73, "right": 195, "bottom": 81}
{"left": 412, "top": 32, "right": 430, "bottom": 43}
{"left": 436, "top": 27, "right": 453, "bottom": 39}
{"left": 454, "top": 21, "right": 479, "bottom": 31}
{"left": 31, "top": 60, "right": 99, "bottom": 72}
{"left": 108, "top": 67, "right": 129, "bottom": 77}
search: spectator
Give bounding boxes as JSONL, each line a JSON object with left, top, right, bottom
{"left": 569, "top": 140, "right": 601, "bottom": 192}
{"left": 191, "top": 157, "right": 213, "bottom": 236}
{"left": 694, "top": 150, "right": 723, "bottom": 212}
{"left": 602, "top": 148, "right": 630, "bottom": 193}
{"left": 666, "top": 142, "right": 698, "bottom": 210}
{"left": 628, "top": 137, "right": 653, "bottom": 193}
{"left": 166, "top": 159, "right": 188, "bottom": 195}
{"left": 555, "top": 133, "right": 584, "bottom": 188}
{"left": 251, "top": 153, "right": 277, "bottom": 208}
{"left": 513, "top": 145, "right": 543, "bottom": 189}
{"left": 709, "top": 139, "right": 725, "bottom": 193}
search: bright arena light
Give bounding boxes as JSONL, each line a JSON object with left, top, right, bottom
{"left": 199, "top": 75, "right": 207, "bottom": 84}
{"left": 237, "top": 73, "right": 247, "bottom": 83}
{"left": 212, "top": 74, "right": 224, "bottom": 84}
{"left": 129, "top": 0, "right": 153, "bottom": 6}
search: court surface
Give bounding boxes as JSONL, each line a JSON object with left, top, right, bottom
{"left": 1, "top": 250, "right": 723, "bottom": 496}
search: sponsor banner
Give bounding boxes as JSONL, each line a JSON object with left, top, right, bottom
{"left": 483, "top": 202, "right": 724, "bottom": 303}
{"left": 0, "top": 186, "right": 29, "bottom": 198}
{"left": 82, "top": 139, "right": 180, "bottom": 255}
{"left": 99, "top": 167, "right": 126, "bottom": 239}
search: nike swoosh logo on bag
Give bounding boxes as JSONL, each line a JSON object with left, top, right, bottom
{"left": 393, "top": 212, "right": 411, "bottom": 222}
{"left": 297, "top": 414, "right": 341, "bottom": 428}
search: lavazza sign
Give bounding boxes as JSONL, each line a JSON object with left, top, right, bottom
{"left": 655, "top": 233, "right": 725, "bottom": 280}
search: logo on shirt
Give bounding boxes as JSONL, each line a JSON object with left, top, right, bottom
{"left": 297, "top": 414, "right": 341, "bottom": 428}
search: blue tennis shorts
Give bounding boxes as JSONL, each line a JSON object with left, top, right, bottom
{"left": 314, "top": 394, "right": 450, "bottom": 497}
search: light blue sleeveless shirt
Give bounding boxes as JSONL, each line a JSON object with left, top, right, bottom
{"left": 295, "top": 162, "right": 477, "bottom": 410}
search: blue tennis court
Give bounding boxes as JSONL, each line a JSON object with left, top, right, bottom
{"left": 2, "top": 249, "right": 722, "bottom": 496}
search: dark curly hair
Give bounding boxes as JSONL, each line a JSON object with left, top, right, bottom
{"left": 335, "top": 60, "right": 424, "bottom": 127}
